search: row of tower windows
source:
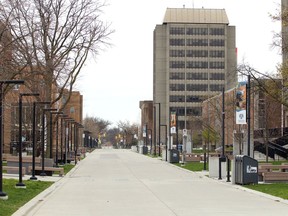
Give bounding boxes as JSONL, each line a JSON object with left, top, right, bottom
{"left": 170, "top": 50, "right": 225, "bottom": 58}
{"left": 170, "top": 72, "right": 225, "bottom": 80}
{"left": 170, "top": 61, "right": 225, "bottom": 69}
{"left": 170, "top": 107, "right": 202, "bottom": 116}
{"left": 170, "top": 39, "right": 225, "bottom": 47}
{"left": 170, "top": 27, "right": 225, "bottom": 36}
{"left": 170, "top": 95, "right": 208, "bottom": 103}
{"left": 169, "top": 84, "right": 224, "bottom": 92}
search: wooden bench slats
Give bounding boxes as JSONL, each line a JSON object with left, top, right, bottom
{"left": 262, "top": 172, "right": 288, "bottom": 182}
{"left": 3, "top": 166, "right": 26, "bottom": 176}
{"left": 28, "top": 166, "right": 64, "bottom": 176}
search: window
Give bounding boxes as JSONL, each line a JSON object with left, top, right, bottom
{"left": 170, "top": 39, "right": 185, "bottom": 46}
{"left": 170, "top": 95, "right": 185, "bottom": 102}
{"left": 170, "top": 50, "right": 185, "bottom": 57}
{"left": 186, "top": 50, "right": 208, "bottom": 57}
{"left": 170, "top": 84, "right": 185, "bottom": 91}
{"left": 210, "top": 50, "right": 225, "bottom": 58}
{"left": 187, "top": 39, "right": 208, "bottom": 46}
{"left": 170, "top": 72, "right": 185, "bottom": 80}
{"left": 170, "top": 27, "right": 185, "bottom": 35}
{"left": 210, "top": 73, "right": 225, "bottom": 80}
{"left": 187, "top": 107, "right": 202, "bottom": 116}
{"left": 210, "top": 62, "right": 225, "bottom": 69}
{"left": 210, "top": 28, "right": 225, "bottom": 35}
{"left": 187, "top": 72, "right": 208, "bottom": 80}
{"left": 186, "top": 96, "right": 205, "bottom": 102}
{"left": 210, "top": 84, "right": 224, "bottom": 91}
{"left": 186, "top": 28, "right": 208, "bottom": 35}
{"left": 187, "top": 61, "right": 208, "bottom": 69}
{"left": 187, "top": 84, "right": 208, "bottom": 91}
{"left": 210, "top": 39, "right": 225, "bottom": 46}
{"left": 170, "top": 61, "right": 185, "bottom": 68}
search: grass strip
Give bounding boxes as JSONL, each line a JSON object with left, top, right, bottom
{"left": 0, "top": 179, "right": 53, "bottom": 216}
{"left": 244, "top": 183, "right": 288, "bottom": 200}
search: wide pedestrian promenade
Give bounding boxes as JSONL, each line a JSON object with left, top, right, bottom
{"left": 13, "top": 149, "right": 288, "bottom": 216}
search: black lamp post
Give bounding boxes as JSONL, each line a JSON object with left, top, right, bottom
{"left": 16, "top": 92, "right": 39, "bottom": 188}
{"left": 160, "top": 124, "right": 167, "bottom": 161}
{"left": 40, "top": 108, "right": 57, "bottom": 176}
{"left": 64, "top": 118, "right": 74, "bottom": 164}
{"left": 59, "top": 115, "right": 69, "bottom": 165}
{"left": 30, "top": 101, "right": 51, "bottom": 181}
{"left": 147, "top": 128, "right": 152, "bottom": 154}
{"left": 57, "top": 114, "right": 68, "bottom": 167}
{"left": 73, "top": 122, "right": 83, "bottom": 164}
{"left": 154, "top": 103, "right": 161, "bottom": 156}
{"left": 49, "top": 111, "right": 63, "bottom": 160}
{"left": 0, "top": 80, "right": 24, "bottom": 200}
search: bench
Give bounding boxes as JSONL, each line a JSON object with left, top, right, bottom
{"left": 258, "top": 164, "right": 288, "bottom": 172}
{"left": 2, "top": 153, "right": 10, "bottom": 161}
{"left": 3, "top": 166, "right": 26, "bottom": 176}
{"left": 184, "top": 154, "right": 201, "bottom": 162}
{"left": 28, "top": 166, "right": 64, "bottom": 176}
{"left": 262, "top": 172, "right": 288, "bottom": 182}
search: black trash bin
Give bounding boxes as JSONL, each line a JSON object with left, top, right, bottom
{"left": 169, "top": 149, "right": 179, "bottom": 163}
{"left": 235, "top": 155, "right": 258, "bottom": 185}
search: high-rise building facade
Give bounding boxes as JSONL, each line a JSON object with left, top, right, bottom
{"left": 153, "top": 8, "right": 237, "bottom": 145}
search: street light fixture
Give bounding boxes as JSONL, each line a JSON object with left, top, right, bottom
{"left": 160, "top": 124, "right": 167, "bottom": 161}
{"left": 0, "top": 80, "right": 24, "bottom": 200}
{"left": 40, "top": 108, "right": 57, "bottom": 176}
{"left": 30, "top": 101, "right": 51, "bottom": 181}
{"left": 16, "top": 93, "right": 40, "bottom": 188}
{"left": 56, "top": 114, "right": 68, "bottom": 167}
{"left": 154, "top": 103, "right": 161, "bottom": 156}
{"left": 49, "top": 111, "right": 63, "bottom": 160}
{"left": 64, "top": 118, "right": 74, "bottom": 164}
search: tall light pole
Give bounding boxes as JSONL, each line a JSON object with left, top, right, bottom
{"left": 16, "top": 93, "right": 39, "bottom": 188}
{"left": 40, "top": 108, "right": 57, "bottom": 176}
{"left": 0, "top": 80, "right": 24, "bottom": 200}
{"left": 154, "top": 103, "right": 161, "bottom": 156}
{"left": 30, "top": 101, "right": 51, "bottom": 181}
{"left": 160, "top": 125, "right": 167, "bottom": 161}
{"left": 57, "top": 114, "right": 68, "bottom": 166}
{"left": 49, "top": 111, "right": 63, "bottom": 159}
{"left": 64, "top": 118, "right": 74, "bottom": 164}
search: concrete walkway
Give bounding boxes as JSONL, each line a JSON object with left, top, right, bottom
{"left": 13, "top": 149, "right": 288, "bottom": 216}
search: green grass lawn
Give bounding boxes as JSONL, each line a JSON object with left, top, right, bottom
{"left": 244, "top": 183, "right": 288, "bottom": 200}
{"left": 175, "top": 161, "right": 208, "bottom": 171}
{"left": 0, "top": 163, "right": 75, "bottom": 215}
{"left": 176, "top": 161, "right": 288, "bottom": 201}
{"left": 0, "top": 179, "right": 53, "bottom": 216}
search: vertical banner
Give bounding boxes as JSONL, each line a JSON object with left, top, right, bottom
{"left": 170, "top": 111, "right": 176, "bottom": 134}
{"left": 142, "top": 125, "right": 146, "bottom": 137}
{"left": 235, "top": 85, "right": 247, "bottom": 124}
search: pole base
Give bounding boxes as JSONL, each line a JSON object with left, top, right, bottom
{"left": 15, "top": 183, "right": 26, "bottom": 189}
{"left": 0, "top": 191, "right": 8, "bottom": 200}
{"left": 40, "top": 172, "right": 46, "bottom": 176}
{"left": 30, "top": 176, "right": 38, "bottom": 180}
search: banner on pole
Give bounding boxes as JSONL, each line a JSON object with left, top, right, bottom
{"left": 171, "top": 111, "right": 176, "bottom": 134}
{"left": 236, "top": 84, "right": 247, "bottom": 124}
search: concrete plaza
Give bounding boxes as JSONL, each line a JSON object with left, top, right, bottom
{"left": 12, "top": 149, "right": 288, "bottom": 216}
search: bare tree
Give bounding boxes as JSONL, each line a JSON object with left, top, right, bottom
{"left": 83, "top": 115, "right": 111, "bottom": 140}
{"left": 0, "top": 0, "right": 113, "bottom": 107}
{"left": 117, "top": 120, "right": 139, "bottom": 148}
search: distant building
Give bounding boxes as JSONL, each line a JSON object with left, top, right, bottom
{"left": 202, "top": 80, "right": 283, "bottom": 156}
{"left": 153, "top": 8, "right": 237, "bottom": 146}
{"left": 139, "top": 101, "right": 153, "bottom": 144}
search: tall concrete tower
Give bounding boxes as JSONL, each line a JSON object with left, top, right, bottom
{"left": 153, "top": 8, "right": 237, "bottom": 146}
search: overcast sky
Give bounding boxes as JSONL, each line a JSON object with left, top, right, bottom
{"left": 76, "top": 0, "right": 281, "bottom": 127}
